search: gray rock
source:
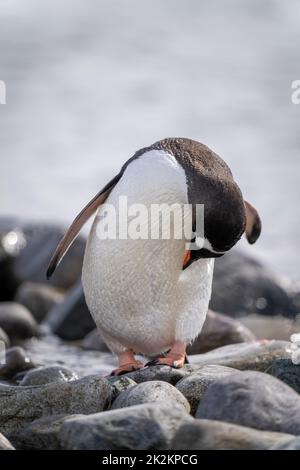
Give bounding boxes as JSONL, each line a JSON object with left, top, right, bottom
{"left": 108, "top": 375, "right": 137, "bottom": 401}
{"left": 240, "top": 314, "right": 300, "bottom": 341}
{"left": 0, "top": 302, "right": 38, "bottom": 342}
{"left": 271, "top": 437, "right": 300, "bottom": 450}
{"left": 188, "top": 340, "right": 292, "bottom": 371}
{"left": 176, "top": 365, "right": 238, "bottom": 415}
{"left": 44, "top": 282, "right": 95, "bottom": 340}
{"left": 0, "top": 347, "right": 35, "bottom": 378}
{"left": 211, "top": 249, "right": 297, "bottom": 317}
{"left": 0, "top": 218, "right": 85, "bottom": 291}
{"left": 266, "top": 359, "right": 300, "bottom": 394}
{"left": 126, "top": 364, "right": 194, "bottom": 385}
{"left": 111, "top": 380, "right": 190, "bottom": 412}
{"left": 11, "top": 414, "right": 79, "bottom": 450}
{"left": 60, "top": 402, "right": 191, "bottom": 450}
{"left": 196, "top": 370, "right": 300, "bottom": 434}
{"left": 15, "top": 282, "right": 65, "bottom": 323}
{"left": 0, "top": 432, "right": 15, "bottom": 450}
{"left": 170, "top": 419, "right": 294, "bottom": 450}
{"left": 19, "top": 365, "right": 78, "bottom": 386}
{"left": 187, "top": 310, "right": 255, "bottom": 355}
{"left": 13, "top": 221, "right": 86, "bottom": 290}
{"left": 81, "top": 328, "right": 110, "bottom": 352}
{"left": 0, "top": 327, "right": 10, "bottom": 348}
{"left": 0, "top": 374, "right": 112, "bottom": 436}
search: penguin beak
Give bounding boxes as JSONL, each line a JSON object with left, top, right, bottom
{"left": 182, "top": 248, "right": 224, "bottom": 270}
{"left": 183, "top": 250, "right": 191, "bottom": 268}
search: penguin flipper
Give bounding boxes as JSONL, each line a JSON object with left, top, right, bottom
{"left": 244, "top": 200, "right": 262, "bottom": 244}
{"left": 46, "top": 173, "right": 120, "bottom": 280}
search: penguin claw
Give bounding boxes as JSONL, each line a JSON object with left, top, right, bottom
{"left": 144, "top": 359, "right": 159, "bottom": 367}
{"left": 145, "top": 354, "right": 188, "bottom": 369}
{"left": 110, "top": 361, "right": 144, "bottom": 376}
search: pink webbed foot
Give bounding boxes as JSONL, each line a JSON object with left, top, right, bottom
{"left": 145, "top": 341, "right": 187, "bottom": 369}
{"left": 110, "top": 360, "right": 144, "bottom": 376}
{"left": 109, "top": 349, "right": 144, "bottom": 376}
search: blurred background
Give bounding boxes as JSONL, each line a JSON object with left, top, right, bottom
{"left": 0, "top": 0, "right": 299, "bottom": 280}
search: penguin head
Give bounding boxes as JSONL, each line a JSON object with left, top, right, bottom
{"left": 189, "top": 177, "right": 262, "bottom": 263}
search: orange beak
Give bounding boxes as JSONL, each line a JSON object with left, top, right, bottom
{"left": 183, "top": 250, "right": 191, "bottom": 269}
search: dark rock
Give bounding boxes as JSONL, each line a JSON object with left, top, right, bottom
{"left": 11, "top": 414, "right": 79, "bottom": 450}
{"left": 0, "top": 432, "right": 15, "bottom": 450}
{"left": 187, "top": 310, "right": 255, "bottom": 355}
{"left": 44, "top": 282, "right": 95, "bottom": 340}
{"left": 0, "top": 347, "right": 35, "bottom": 378}
{"left": 13, "top": 221, "right": 85, "bottom": 289}
{"left": 81, "top": 328, "right": 110, "bottom": 352}
{"left": 188, "top": 340, "right": 292, "bottom": 371}
{"left": 176, "top": 365, "right": 238, "bottom": 415}
{"left": 126, "top": 364, "right": 194, "bottom": 385}
{"left": 111, "top": 380, "right": 190, "bottom": 412}
{"left": 0, "top": 255, "right": 19, "bottom": 301}
{"left": 211, "top": 249, "right": 297, "bottom": 317}
{"left": 196, "top": 370, "right": 300, "bottom": 434}
{"left": 0, "top": 257, "right": 19, "bottom": 301}
{"left": 266, "top": 359, "right": 300, "bottom": 394}
{"left": 0, "top": 302, "right": 38, "bottom": 342}
{"left": 0, "top": 218, "right": 85, "bottom": 297}
{"left": 15, "top": 282, "right": 65, "bottom": 323}
{"left": 0, "top": 220, "right": 26, "bottom": 301}
{"left": 170, "top": 419, "right": 294, "bottom": 450}
{"left": 60, "top": 402, "right": 191, "bottom": 450}
{"left": 19, "top": 365, "right": 78, "bottom": 386}
{"left": 0, "top": 375, "right": 112, "bottom": 436}
{"left": 108, "top": 375, "right": 137, "bottom": 401}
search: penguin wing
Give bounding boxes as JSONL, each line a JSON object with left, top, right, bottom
{"left": 46, "top": 173, "right": 121, "bottom": 280}
{"left": 244, "top": 200, "right": 262, "bottom": 244}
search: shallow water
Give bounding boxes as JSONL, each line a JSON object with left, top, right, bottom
{"left": 25, "top": 336, "right": 115, "bottom": 378}
{"left": 0, "top": 0, "right": 299, "bottom": 279}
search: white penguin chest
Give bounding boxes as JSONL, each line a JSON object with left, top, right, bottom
{"left": 82, "top": 150, "right": 214, "bottom": 354}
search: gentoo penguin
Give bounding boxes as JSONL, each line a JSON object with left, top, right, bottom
{"left": 47, "top": 138, "right": 261, "bottom": 375}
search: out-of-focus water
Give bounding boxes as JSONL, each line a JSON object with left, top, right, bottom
{"left": 0, "top": 0, "right": 299, "bottom": 279}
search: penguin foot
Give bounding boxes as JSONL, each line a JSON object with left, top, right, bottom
{"left": 146, "top": 354, "right": 186, "bottom": 369}
{"left": 110, "top": 361, "right": 144, "bottom": 376}
{"left": 145, "top": 341, "right": 187, "bottom": 369}
{"left": 110, "top": 349, "right": 144, "bottom": 376}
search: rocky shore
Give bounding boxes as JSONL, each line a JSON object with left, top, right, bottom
{"left": 0, "top": 216, "right": 300, "bottom": 450}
